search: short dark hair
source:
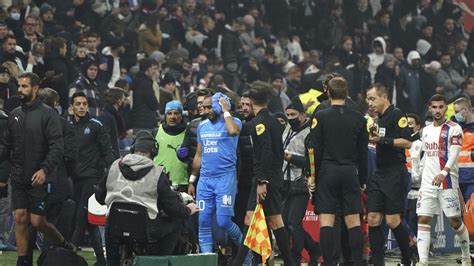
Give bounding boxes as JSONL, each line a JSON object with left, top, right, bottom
{"left": 139, "top": 58, "right": 157, "bottom": 72}
{"left": 328, "top": 77, "right": 348, "bottom": 100}
{"left": 71, "top": 92, "right": 87, "bottom": 105}
{"left": 105, "top": 88, "right": 125, "bottom": 105}
{"left": 407, "top": 113, "right": 421, "bottom": 126}
{"left": 38, "top": 87, "right": 59, "bottom": 108}
{"left": 114, "top": 79, "right": 129, "bottom": 90}
{"left": 429, "top": 94, "right": 447, "bottom": 104}
{"left": 367, "top": 83, "right": 389, "bottom": 97}
{"left": 2, "top": 34, "right": 16, "bottom": 44}
{"left": 19, "top": 73, "right": 41, "bottom": 88}
{"left": 248, "top": 81, "right": 272, "bottom": 105}
{"left": 48, "top": 37, "right": 66, "bottom": 54}
{"left": 196, "top": 88, "right": 213, "bottom": 97}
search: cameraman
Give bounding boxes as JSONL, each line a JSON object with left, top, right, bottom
{"left": 96, "top": 131, "right": 199, "bottom": 265}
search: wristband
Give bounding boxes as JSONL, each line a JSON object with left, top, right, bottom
{"left": 223, "top": 111, "right": 231, "bottom": 118}
{"left": 189, "top": 175, "right": 197, "bottom": 183}
{"left": 440, "top": 170, "right": 448, "bottom": 177}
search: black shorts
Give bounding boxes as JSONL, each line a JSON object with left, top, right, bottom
{"left": 11, "top": 179, "right": 49, "bottom": 216}
{"left": 314, "top": 164, "right": 362, "bottom": 215}
{"left": 247, "top": 179, "right": 282, "bottom": 216}
{"left": 366, "top": 164, "right": 408, "bottom": 215}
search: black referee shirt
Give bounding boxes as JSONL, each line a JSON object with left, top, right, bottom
{"left": 251, "top": 108, "right": 284, "bottom": 185}
{"left": 376, "top": 105, "right": 411, "bottom": 168}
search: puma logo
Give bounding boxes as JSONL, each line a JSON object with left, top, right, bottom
{"left": 14, "top": 117, "right": 19, "bottom": 122}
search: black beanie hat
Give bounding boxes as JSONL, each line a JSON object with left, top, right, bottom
{"left": 286, "top": 96, "right": 305, "bottom": 113}
{"left": 133, "top": 131, "right": 156, "bottom": 153}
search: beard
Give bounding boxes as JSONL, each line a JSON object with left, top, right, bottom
{"left": 19, "top": 92, "right": 32, "bottom": 104}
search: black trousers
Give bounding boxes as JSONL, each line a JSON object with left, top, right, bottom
{"left": 71, "top": 178, "right": 105, "bottom": 263}
{"left": 282, "top": 183, "right": 318, "bottom": 262}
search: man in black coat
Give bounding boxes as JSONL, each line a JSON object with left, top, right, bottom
{"left": 131, "top": 58, "right": 160, "bottom": 132}
{"left": 99, "top": 88, "right": 128, "bottom": 159}
{"left": 0, "top": 73, "right": 74, "bottom": 266}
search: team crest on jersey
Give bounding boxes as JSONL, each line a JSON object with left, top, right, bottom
{"left": 398, "top": 117, "right": 408, "bottom": 128}
{"left": 311, "top": 118, "right": 318, "bottom": 129}
{"left": 84, "top": 127, "right": 91, "bottom": 135}
{"left": 256, "top": 123, "right": 265, "bottom": 135}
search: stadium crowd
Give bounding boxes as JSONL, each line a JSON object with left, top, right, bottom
{"left": 0, "top": 0, "right": 473, "bottom": 265}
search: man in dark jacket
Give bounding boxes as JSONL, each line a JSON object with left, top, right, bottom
{"left": 70, "top": 91, "right": 116, "bottom": 266}
{"left": 97, "top": 131, "right": 199, "bottom": 264}
{"left": 0, "top": 73, "right": 74, "bottom": 266}
{"left": 234, "top": 91, "right": 254, "bottom": 230}
{"left": 99, "top": 88, "right": 127, "bottom": 159}
{"left": 131, "top": 58, "right": 159, "bottom": 132}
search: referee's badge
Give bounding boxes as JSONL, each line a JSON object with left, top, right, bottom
{"left": 398, "top": 117, "right": 408, "bottom": 128}
{"left": 379, "top": 128, "right": 386, "bottom": 137}
{"left": 256, "top": 123, "right": 266, "bottom": 135}
{"left": 311, "top": 118, "right": 318, "bottom": 129}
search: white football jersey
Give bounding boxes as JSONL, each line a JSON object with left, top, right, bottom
{"left": 420, "top": 120, "right": 463, "bottom": 190}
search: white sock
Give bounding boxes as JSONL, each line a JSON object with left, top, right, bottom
{"left": 417, "top": 224, "right": 431, "bottom": 263}
{"left": 455, "top": 223, "right": 470, "bottom": 259}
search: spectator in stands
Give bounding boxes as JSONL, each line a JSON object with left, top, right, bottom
{"left": 433, "top": 16, "right": 463, "bottom": 54}
{"left": 0, "top": 66, "right": 17, "bottom": 101}
{"left": 22, "top": 15, "right": 43, "bottom": 45}
{"left": 131, "top": 58, "right": 160, "bottom": 132}
{"left": 436, "top": 53, "right": 464, "bottom": 101}
{"left": 43, "top": 37, "right": 77, "bottom": 111}
{"left": 153, "top": 100, "right": 188, "bottom": 191}
{"left": 400, "top": 51, "right": 423, "bottom": 114}
{"left": 451, "top": 38, "right": 469, "bottom": 77}
{"left": 138, "top": 16, "right": 162, "bottom": 56}
{"left": 318, "top": 3, "right": 345, "bottom": 53}
{"left": 68, "top": 60, "right": 105, "bottom": 118}
{"left": 0, "top": 34, "right": 33, "bottom": 75}
{"left": 99, "top": 88, "right": 128, "bottom": 159}
{"left": 368, "top": 36, "right": 387, "bottom": 82}
{"left": 375, "top": 54, "right": 400, "bottom": 105}
{"left": 158, "top": 73, "right": 179, "bottom": 114}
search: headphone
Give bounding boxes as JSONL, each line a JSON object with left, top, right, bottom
{"left": 129, "top": 131, "right": 159, "bottom": 159}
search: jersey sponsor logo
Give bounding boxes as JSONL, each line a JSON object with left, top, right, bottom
{"left": 311, "top": 118, "right": 318, "bottom": 129}
{"left": 256, "top": 123, "right": 266, "bottom": 135}
{"left": 203, "top": 139, "right": 219, "bottom": 153}
{"left": 222, "top": 195, "right": 232, "bottom": 205}
{"left": 398, "top": 117, "right": 408, "bottom": 128}
{"left": 424, "top": 141, "right": 447, "bottom": 157}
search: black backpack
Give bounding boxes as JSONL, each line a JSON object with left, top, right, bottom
{"left": 37, "top": 247, "right": 88, "bottom": 266}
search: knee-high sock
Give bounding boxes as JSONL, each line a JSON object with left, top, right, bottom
{"left": 417, "top": 224, "right": 431, "bottom": 263}
{"left": 368, "top": 225, "right": 385, "bottom": 266}
{"left": 455, "top": 223, "right": 470, "bottom": 260}
{"left": 348, "top": 226, "right": 364, "bottom": 266}
{"left": 216, "top": 215, "right": 243, "bottom": 246}
{"left": 320, "top": 226, "right": 335, "bottom": 266}
{"left": 274, "top": 227, "right": 295, "bottom": 266}
{"left": 198, "top": 213, "right": 213, "bottom": 253}
{"left": 392, "top": 223, "right": 411, "bottom": 265}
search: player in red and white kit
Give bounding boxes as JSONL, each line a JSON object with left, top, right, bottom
{"left": 415, "top": 95, "right": 471, "bottom": 266}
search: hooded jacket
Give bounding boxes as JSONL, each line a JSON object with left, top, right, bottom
{"left": 102, "top": 153, "right": 191, "bottom": 220}
{"left": 399, "top": 51, "right": 422, "bottom": 114}
{"left": 368, "top": 36, "right": 387, "bottom": 82}
{"left": 0, "top": 98, "right": 63, "bottom": 184}
{"left": 131, "top": 72, "right": 159, "bottom": 129}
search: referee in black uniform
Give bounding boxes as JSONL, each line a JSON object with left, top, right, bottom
{"left": 307, "top": 77, "right": 368, "bottom": 266}
{"left": 366, "top": 83, "right": 412, "bottom": 266}
{"left": 233, "top": 81, "right": 295, "bottom": 266}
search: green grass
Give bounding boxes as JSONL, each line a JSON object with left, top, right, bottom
{"left": 0, "top": 250, "right": 97, "bottom": 266}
